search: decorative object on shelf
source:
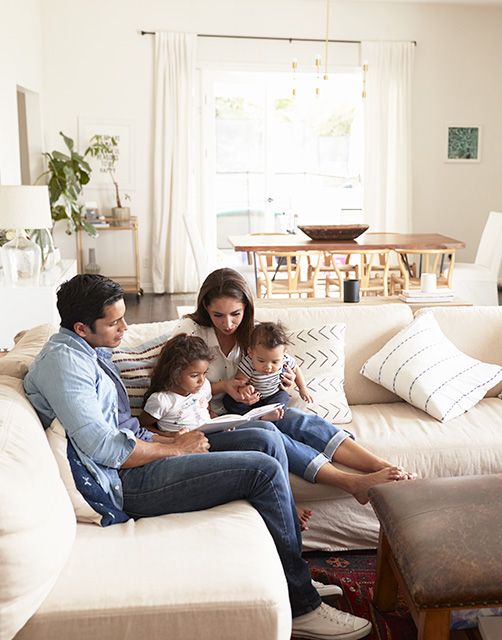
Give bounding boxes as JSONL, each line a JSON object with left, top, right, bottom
{"left": 298, "top": 224, "right": 369, "bottom": 241}
{"left": 29, "top": 227, "right": 59, "bottom": 270}
{"left": 38, "top": 132, "right": 96, "bottom": 236}
{"left": 84, "top": 248, "right": 101, "bottom": 275}
{"left": 0, "top": 185, "right": 53, "bottom": 283}
{"left": 446, "top": 125, "right": 481, "bottom": 162}
{"left": 85, "top": 134, "right": 131, "bottom": 223}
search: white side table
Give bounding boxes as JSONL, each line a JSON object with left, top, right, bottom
{"left": 0, "top": 259, "right": 77, "bottom": 350}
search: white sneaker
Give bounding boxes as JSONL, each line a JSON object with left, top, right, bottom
{"left": 292, "top": 602, "right": 372, "bottom": 640}
{"left": 312, "top": 579, "right": 343, "bottom": 597}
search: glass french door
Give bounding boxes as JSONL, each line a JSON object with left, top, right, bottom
{"left": 201, "top": 69, "right": 364, "bottom": 252}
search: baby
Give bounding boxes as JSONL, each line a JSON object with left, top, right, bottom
{"left": 223, "top": 321, "right": 312, "bottom": 416}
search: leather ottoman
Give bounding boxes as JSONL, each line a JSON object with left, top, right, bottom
{"left": 368, "top": 475, "right": 502, "bottom": 640}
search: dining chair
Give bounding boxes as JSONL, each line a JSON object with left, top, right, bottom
{"left": 255, "top": 250, "right": 322, "bottom": 298}
{"left": 325, "top": 249, "right": 391, "bottom": 298}
{"left": 389, "top": 248, "right": 455, "bottom": 294}
{"left": 450, "top": 211, "right": 502, "bottom": 305}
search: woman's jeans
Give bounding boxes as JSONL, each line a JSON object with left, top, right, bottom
{"left": 275, "top": 408, "right": 352, "bottom": 483}
{"left": 120, "top": 423, "right": 321, "bottom": 617}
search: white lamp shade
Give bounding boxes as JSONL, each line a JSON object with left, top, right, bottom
{"left": 0, "top": 185, "right": 52, "bottom": 230}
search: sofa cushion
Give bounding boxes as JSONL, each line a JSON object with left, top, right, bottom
{"left": 292, "top": 397, "right": 502, "bottom": 551}
{"left": 287, "top": 323, "right": 351, "bottom": 423}
{"left": 256, "top": 304, "right": 414, "bottom": 405}
{"left": 0, "top": 376, "right": 76, "bottom": 640}
{"left": 415, "top": 306, "right": 502, "bottom": 398}
{"left": 0, "top": 324, "right": 57, "bottom": 379}
{"left": 360, "top": 312, "right": 502, "bottom": 422}
{"left": 15, "top": 502, "right": 291, "bottom": 640}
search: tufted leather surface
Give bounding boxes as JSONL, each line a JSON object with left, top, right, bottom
{"left": 369, "top": 475, "right": 502, "bottom": 608}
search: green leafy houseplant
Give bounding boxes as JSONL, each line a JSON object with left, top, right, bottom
{"left": 85, "top": 134, "right": 129, "bottom": 211}
{"left": 39, "top": 131, "right": 96, "bottom": 236}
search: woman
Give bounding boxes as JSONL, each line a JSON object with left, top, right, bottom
{"left": 172, "top": 268, "right": 413, "bottom": 503}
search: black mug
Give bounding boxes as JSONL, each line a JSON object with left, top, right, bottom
{"left": 343, "top": 279, "right": 360, "bottom": 303}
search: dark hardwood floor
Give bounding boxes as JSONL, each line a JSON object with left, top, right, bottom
{"left": 124, "top": 293, "right": 197, "bottom": 324}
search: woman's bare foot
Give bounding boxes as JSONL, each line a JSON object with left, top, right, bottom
{"left": 296, "top": 507, "right": 313, "bottom": 531}
{"left": 396, "top": 466, "right": 418, "bottom": 480}
{"left": 349, "top": 467, "right": 404, "bottom": 505}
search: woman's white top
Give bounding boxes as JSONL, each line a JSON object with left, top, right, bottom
{"left": 171, "top": 317, "right": 241, "bottom": 414}
{"left": 143, "top": 379, "right": 212, "bottom": 432}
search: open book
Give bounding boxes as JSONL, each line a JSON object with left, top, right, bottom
{"left": 198, "top": 403, "right": 284, "bottom": 434}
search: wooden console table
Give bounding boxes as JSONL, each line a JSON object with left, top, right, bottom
{"left": 76, "top": 217, "right": 143, "bottom": 297}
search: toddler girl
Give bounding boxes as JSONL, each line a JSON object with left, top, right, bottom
{"left": 140, "top": 333, "right": 213, "bottom": 433}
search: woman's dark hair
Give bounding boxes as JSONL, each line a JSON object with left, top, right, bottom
{"left": 249, "top": 322, "right": 291, "bottom": 350}
{"left": 57, "top": 274, "right": 124, "bottom": 332}
{"left": 188, "top": 268, "right": 255, "bottom": 351}
{"left": 143, "top": 334, "right": 212, "bottom": 405}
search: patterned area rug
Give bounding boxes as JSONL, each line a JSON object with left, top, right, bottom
{"left": 300, "top": 550, "right": 416, "bottom": 640}
{"left": 299, "top": 550, "right": 481, "bottom": 640}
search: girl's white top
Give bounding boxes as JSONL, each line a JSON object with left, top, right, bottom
{"left": 143, "top": 379, "right": 212, "bottom": 432}
{"left": 171, "top": 318, "right": 241, "bottom": 415}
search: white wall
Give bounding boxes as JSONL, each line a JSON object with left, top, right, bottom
{"left": 6, "top": 0, "right": 502, "bottom": 289}
{"left": 0, "top": 0, "right": 44, "bottom": 184}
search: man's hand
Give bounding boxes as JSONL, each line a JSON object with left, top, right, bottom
{"left": 173, "top": 429, "right": 210, "bottom": 454}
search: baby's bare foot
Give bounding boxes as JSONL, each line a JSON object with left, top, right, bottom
{"left": 296, "top": 507, "right": 313, "bottom": 531}
{"left": 352, "top": 467, "right": 403, "bottom": 505}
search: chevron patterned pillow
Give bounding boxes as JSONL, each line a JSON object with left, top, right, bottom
{"left": 287, "top": 323, "right": 352, "bottom": 424}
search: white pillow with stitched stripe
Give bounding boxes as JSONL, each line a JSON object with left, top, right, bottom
{"left": 361, "top": 312, "right": 502, "bottom": 422}
{"left": 287, "top": 323, "right": 352, "bottom": 424}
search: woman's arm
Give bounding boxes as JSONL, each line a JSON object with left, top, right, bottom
{"left": 211, "top": 377, "right": 260, "bottom": 404}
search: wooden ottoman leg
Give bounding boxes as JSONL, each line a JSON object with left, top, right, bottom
{"left": 373, "top": 528, "right": 399, "bottom": 611}
{"left": 417, "top": 609, "right": 450, "bottom": 640}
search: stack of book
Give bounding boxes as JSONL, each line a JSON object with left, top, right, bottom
{"left": 398, "top": 288, "right": 455, "bottom": 303}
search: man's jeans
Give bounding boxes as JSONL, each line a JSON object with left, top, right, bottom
{"left": 120, "top": 423, "right": 321, "bottom": 617}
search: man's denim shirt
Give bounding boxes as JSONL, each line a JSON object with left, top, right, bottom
{"left": 24, "top": 328, "right": 152, "bottom": 510}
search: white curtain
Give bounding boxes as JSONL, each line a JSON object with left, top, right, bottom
{"left": 362, "top": 41, "right": 415, "bottom": 233}
{"left": 152, "top": 31, "right": 197, "bottom": 293}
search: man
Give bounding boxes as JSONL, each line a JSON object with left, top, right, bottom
{"left": 24, "top": 274, "right": 371, "bottom": 640}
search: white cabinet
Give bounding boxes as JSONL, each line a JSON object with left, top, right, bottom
{"left": 0, "top": 259, "right": 77, "bottom": 350}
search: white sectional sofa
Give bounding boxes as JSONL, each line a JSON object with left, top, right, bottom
{"left": 1, "top": 304, "right": 501, "bottom": 640}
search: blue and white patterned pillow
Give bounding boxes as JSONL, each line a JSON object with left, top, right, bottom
{"left": 361, "top": 312, "right": 502, "bottom": 422}
{"left": 46, "top": 419, "right": 129, "bottom": 527}
{"left": 112, "top": 334, "right": 170, "bottom": 415}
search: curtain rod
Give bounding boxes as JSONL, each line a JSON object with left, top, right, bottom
{"left": 140, "top": 31, "right": 417, "bottom": 45}
{"left": 140, "top": 31, "right": 358, "bottom": 43}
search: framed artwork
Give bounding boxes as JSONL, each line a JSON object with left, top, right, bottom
{"left": 446, "top": 125, "right": 481, "bottom": 162}
{"left": 78, "top": 117, "right": 134, "bottom": 188}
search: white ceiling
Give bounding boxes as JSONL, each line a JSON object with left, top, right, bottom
{"left": 336, "top": 0, "right": 502, "bottom": 5}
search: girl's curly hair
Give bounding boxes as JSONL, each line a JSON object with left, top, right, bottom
{"left": 143, "top": 334, "right": 212, "bottom": 405}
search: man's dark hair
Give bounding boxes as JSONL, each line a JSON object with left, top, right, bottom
{"left": 57, "top": 274, "right": 124, "bottom": 332}
{"left": 249, "top": 322, "right": 291, "bottom": 350}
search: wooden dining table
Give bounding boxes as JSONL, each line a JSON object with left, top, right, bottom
{"left": 228, "top": 231, "right": 465, "bottom": 253}
{"left": 228, "top": 231, "right": 466, "bottom": 295}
